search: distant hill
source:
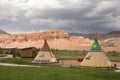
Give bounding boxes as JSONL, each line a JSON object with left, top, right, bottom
{"left": 0, "top": 29, "right": 10, "bottom": 39}
{"left": 0, "top": 29, "right": 120, "bottom": 52}
{"left": 69, "top": 31, "right": 120, "bottom": 40}
{"left": 69, "top": 33, "right": 82, "bottom": 36}
{"left": 107, "top": 31, "right": 120, "bottom": 35}
{"left": 107, "top": 31, "right": 120, "bottom": 38}
{"left": 0, "top": 29, "right": 9, "bottom": 35}
{"left": 69, "top": 33, "right": 106, "bottom": 40}
{"left": 0, "top": 30, "right": 91, "bottom": 51}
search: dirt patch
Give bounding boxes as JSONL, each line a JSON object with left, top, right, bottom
{"left": 57, "top": 60, "right": 120, "bottom": 68}
{"left": 58, "top": 60, "right": 80, "bottom": 67}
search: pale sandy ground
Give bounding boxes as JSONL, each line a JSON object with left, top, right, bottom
{"left": 58, "top": 60, "right": 120, "bottom": 72}
{"left": 58, "top": 60, "right": 120, "bottom": 67}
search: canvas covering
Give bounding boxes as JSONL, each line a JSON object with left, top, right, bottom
{"left": 80, "top": 34, "right": 111, "bottom": 67}
{"left": 32, "top": 40, "right": 57, "bottom": 63}
{"left": 90, "top": 40, "right": 102, "bottom": 51}
{"left": 32, "top": 51, "right": 57, "bottom": 63}
{"left": 80, "top": 52, "right": 111, "bottom": 67}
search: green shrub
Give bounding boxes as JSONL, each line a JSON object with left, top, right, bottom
{"left": 11, "top": 48, "right": 20, "bottom": 58}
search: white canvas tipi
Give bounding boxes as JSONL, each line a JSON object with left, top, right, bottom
{"left": 32, "top": 40, "right": 57, "bottom": 63}
{"left": 80, "top": 34, "right": 111, "bottom": 67}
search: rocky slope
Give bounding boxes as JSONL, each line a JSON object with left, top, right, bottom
{"left": 70, "top": 31, "right": 120, "bottom": 40}
{"left": 107, "top": 31, "right": 120, "bottom": 38}
{"left": 0, "top": 29, "right": 9, "bottom": 34}
{"left": 0, "top": 30, "right": 92, "bottom": 51}
{"left": 0, "top": 29, "right": 10, "bottom": 39}
{"left": 102, "top": 38, "right": 120, "bottom": 52}
{"left": 0, "top": 29, "right": 120, "bottom": 52}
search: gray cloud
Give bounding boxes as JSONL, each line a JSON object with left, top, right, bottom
{"left": 0, "top": 0, "right": 120, "bottom": 34}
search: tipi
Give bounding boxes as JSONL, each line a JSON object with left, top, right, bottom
{"left": 32, "top": 40, "right": 57, "bottom": 63}
{"left": 80, "top": 34, "right": 111, "bottom": 67}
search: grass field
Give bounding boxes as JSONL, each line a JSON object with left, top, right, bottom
{"left": 0, "top": 66, "right": 120, "bottom": 80}
{"left": 0, "top": 50, "right": 120, "bottom": 80}
{"left": 0, "top": 50, "right": 120, "bottom": 65}
{"left": 0, "top": 54, "right": 6, "bottom": 57}
{"left": 53, "top": 50, "right": 120, "bottom": 61}
{"left": 106, "top": 54, "right": 120, "bottom": 62}
{"left": 53, "top": 50, "right": 86, "bottom": 60}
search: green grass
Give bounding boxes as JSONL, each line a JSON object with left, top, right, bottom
{"left": 0, "top": 58, "right": 60, "bottom": 67}
{"left": 107, "top": 54, "right": 120, "bottom": 62}
{"left": 0, "top": 54, "right": 6, "bottom": 57}
{"left": 53, "top": 50, "right": 86, "bottom": 60}
{"left": 0, "top": 58, "right": 33, "bottom": 65}
{"left": 0, "top": 50, "right": 120, "bottom": 80}
{"left": 53, "top": 50, "right": 120, "bottom": 61}
{"left": 0, "top": 50, "right": 120, "bottom": 65}
{"left": 0, "top": 66, "right": 119, "bottom": 80}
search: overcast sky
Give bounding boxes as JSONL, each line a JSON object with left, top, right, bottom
{"left": 0, "top": 0, "right": 120, "bottom": 34}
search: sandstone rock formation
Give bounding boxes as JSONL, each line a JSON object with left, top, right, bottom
{"left": 0, "top": 30, "right": 92, "bottom": 51}
{"left": 0, "top": 29, "right": 10, "bottom": 39}
{"left": 0, "top": 29, "right": 120, "bottom": 52}
{"left": 102, "top": 38, "right": 120, "bottom": 52}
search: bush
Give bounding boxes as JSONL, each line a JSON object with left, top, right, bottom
{"left": 0, "top": 47, "right": 2, "bottom": 54}
{"left": 11, "top": 48, "right": 20, "bottom": 58}
{"left": 82, "top": 50, "right": 87, "bottom": 55}
{"left": 108, "top": 51, "right": 119, "bottom": 56}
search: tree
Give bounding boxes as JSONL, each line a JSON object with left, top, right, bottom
{"left": 11, "top": 48, "right": 20, "bottom": 58}
{"left": 82, "top": 50, "right": 87, "bottom": 55}
{"left": 0, "top": 47, "right": 2, "bottom": 54}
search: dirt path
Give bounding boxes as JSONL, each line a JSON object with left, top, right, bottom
{"left": 58, "top": 60, "right": 120, "bottom": 67}
{"left": 58, "top": 60, "right": 80, "bottom": 67}
{"left": 0, "top": 60, "right": 120, "bottom": 72}
{"left": 0, "top": 63, "right": 39, "bottom": 67}
{"left": 0, "top": 54, "right": 13, "bottom": 58}
{"left": 0, "top": 60, "right": 120, "bottom": 68}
